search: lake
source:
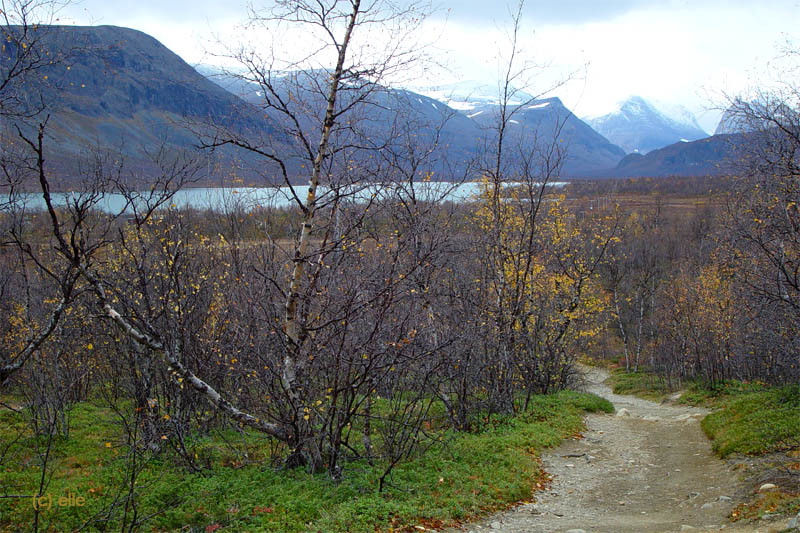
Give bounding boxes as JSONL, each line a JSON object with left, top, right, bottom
{"left": 2, "top": 181, "right": 566, "bottom": 214}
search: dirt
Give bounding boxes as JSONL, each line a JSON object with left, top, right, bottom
{"left": 442, "top": 367, "right": 794, "bottom": 533}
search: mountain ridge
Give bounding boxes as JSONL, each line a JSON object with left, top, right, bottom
{"left": 1, "top": 25, "right": 739, "bottom": 185}
{"left": 585, "top": 95, "right": 708, "bottom": 155}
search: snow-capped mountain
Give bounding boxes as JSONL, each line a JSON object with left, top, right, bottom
{"left": 407, "top": 80, "right": 536, "bottom": 111}
{"left": 199, "top": 74, "right": 626, "bottom": 176}
{"left": 584, "top": 96, "right": 708, "bottom": 154}
{"left": 461, "top": 96, "right": 627, "bottom": 175}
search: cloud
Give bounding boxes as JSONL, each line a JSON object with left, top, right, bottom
{"left": 429, "top": 0, "right": 797, "bottom": 27}
{"left": 60, "top": 0, "right": 235, "bottom": 26}
{"left": 434, "top": 0, "right": 649, "bottom": 26}
{"left": 55, "top": 0, "right": 799, "bottom": 131}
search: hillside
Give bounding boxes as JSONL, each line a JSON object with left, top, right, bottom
{"left": 603, "top": 133, "right": 745, "bottom": 177}
{"left": 1, "top": 25, "right": 285, "bottom": 186}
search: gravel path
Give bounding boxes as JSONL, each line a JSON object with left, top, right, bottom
{"left": 443, "top": 367, "right": 792, "bottom": 533}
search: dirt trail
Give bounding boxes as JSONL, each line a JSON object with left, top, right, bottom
{"left": 444, "top": 367, "right": 791, "bottom": 533}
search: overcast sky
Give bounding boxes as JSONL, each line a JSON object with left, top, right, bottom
{"left": 58, "top": 0, "right": 800, "bottom": 133}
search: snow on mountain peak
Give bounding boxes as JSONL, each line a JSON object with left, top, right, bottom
{"left": 405, "top": 80, "right": 536, "bottom": 109}
{"left": 584, "top": 96, "right": 707, "bottom": 136}
{"left": 584, "top": 95, "right": 709, "bottom": 154}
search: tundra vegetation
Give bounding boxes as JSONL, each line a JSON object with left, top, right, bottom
{"left": 0, "top": 0, "right": 798, "bottom": 531}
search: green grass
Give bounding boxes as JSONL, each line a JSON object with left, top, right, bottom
{"left": 607, "top": 368, "right": 672, "bottom": 401}
{"left": 0, "top": 391, "right": 612, "bottom": 532}
{"left": 677, "top": 380, "right": 769, "bottom": 407}
{"left": 700, "top": 384, "right": 800, "bottom": 457}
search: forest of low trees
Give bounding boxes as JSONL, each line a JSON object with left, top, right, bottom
{"left": 0, "top": 0, "right": 798, "bottom": 529}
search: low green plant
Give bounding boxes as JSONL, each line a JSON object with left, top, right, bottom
{"left": 701, "top": 385, "right": 800, "bottom": 457}
{"left": 0, "top": 390, "right": 612, "bottom": 532}
{"left": 607, "top": 369, "right": 672, "bottom": 401}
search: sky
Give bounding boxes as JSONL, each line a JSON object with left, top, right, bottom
{"left": 55, "top": 0, "right": 800, "bottom": 133}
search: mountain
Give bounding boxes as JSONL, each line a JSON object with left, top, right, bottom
{"left": 0, "top": 26, "right": 629, "bottom": 185}
{"left": 398, "top": 82, "right": 626, "bottom": 176}
{"left": 459, "top": 97, "right": 627, "bottom": 176}
{"left": 597, "top": 133, "right": 745, "bottom": 178}
{"left": 199, "top": 68, "right": 486, "bottom": 180}
{"left": 585, "top": 96, "right": 708, "bottom": 155}
{"left": 408, "top": 80, "right": 537, "bottom": 111}
{"left": 713, "top": 104, "right": 764, "bottom": 135}
{"left": 1, "top": 25, "right": 284, "bottom": 185}
{"left": 204, "top": 75, "right": 627, "bottom": 177}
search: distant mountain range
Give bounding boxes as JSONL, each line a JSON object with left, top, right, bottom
{"left": 401, "top": 82, "right": 626, "bottom": 175}
{"left": 204, "top": 74, "right": 627, "bottom": 177}
{"left": 1, "top": 25, "right": 751, "bottom": 185}
{"left": 584, "top": 96, "right": 708, "bottom": 155}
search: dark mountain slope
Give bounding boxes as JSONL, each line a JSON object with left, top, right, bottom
{"left": 602, "top": 133, "right": 746, "bottom": 177}
{"left": 2, "top": 25, "right": 283, "bottom": 185}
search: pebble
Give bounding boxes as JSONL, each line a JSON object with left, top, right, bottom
{"left": 701, "top": 503, "right": 713, "bottom": 509}
{"left": 680, "top": 526, "right": 695, "bottom": 531}
{"left": 490, "top": 521, "right": 502, "bottom": 530}
{"left": 616, "top": 408, "right": 631, "bottom": 417}
{"left": 787, "top": 510, "right": 799, "bottom": 528}
{"left": 758, "top": 483, "right": 777, "bottom": 493}
{"left": 717, "top": 495, "right": 732, "bottom": 502}
{"left": 566, "top": 530, "right": 587, "bottom": 533}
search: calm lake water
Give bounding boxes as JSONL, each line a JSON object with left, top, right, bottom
{"left": 3, "top": 181, "right": 566, "bottom": 213}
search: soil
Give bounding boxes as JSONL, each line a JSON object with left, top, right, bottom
{"left": 442, "top": 366, "right": 794, "bottom": 533}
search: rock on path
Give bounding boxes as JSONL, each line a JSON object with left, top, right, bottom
{"left": 443, "top": 367, "right": 792, "bottom": 533}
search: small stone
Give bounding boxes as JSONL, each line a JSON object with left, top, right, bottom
{"left": 566, "top": 530, "right": 587, "bottom": 533}
{"left": 490, "top": 521, "right": 502, "bottom": 530}
{"left": 565, "top": 463, "right": 575, "bottom": 468}
{"left": 618, "top": 501, "right": 626, "bottom": 505}
{"left": 680, "top": 526, "right": 695, "bottom": 531}
{"left": 758, "top": 483, "right": 777, "bottom": 493}
{"left": 787, "top": 511, "right": 799, "bottom": 528}
{"left": 616, "top": 408, "right": 631, "bottom": 417}
{"left": 717, "top": 496, "right": 732, "bottom": 502}
{"left": 701, "top": 503, "right": 713, "bottom": 510}
{"left": 586, "top": 455, "right": 594, "bottom": 464}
